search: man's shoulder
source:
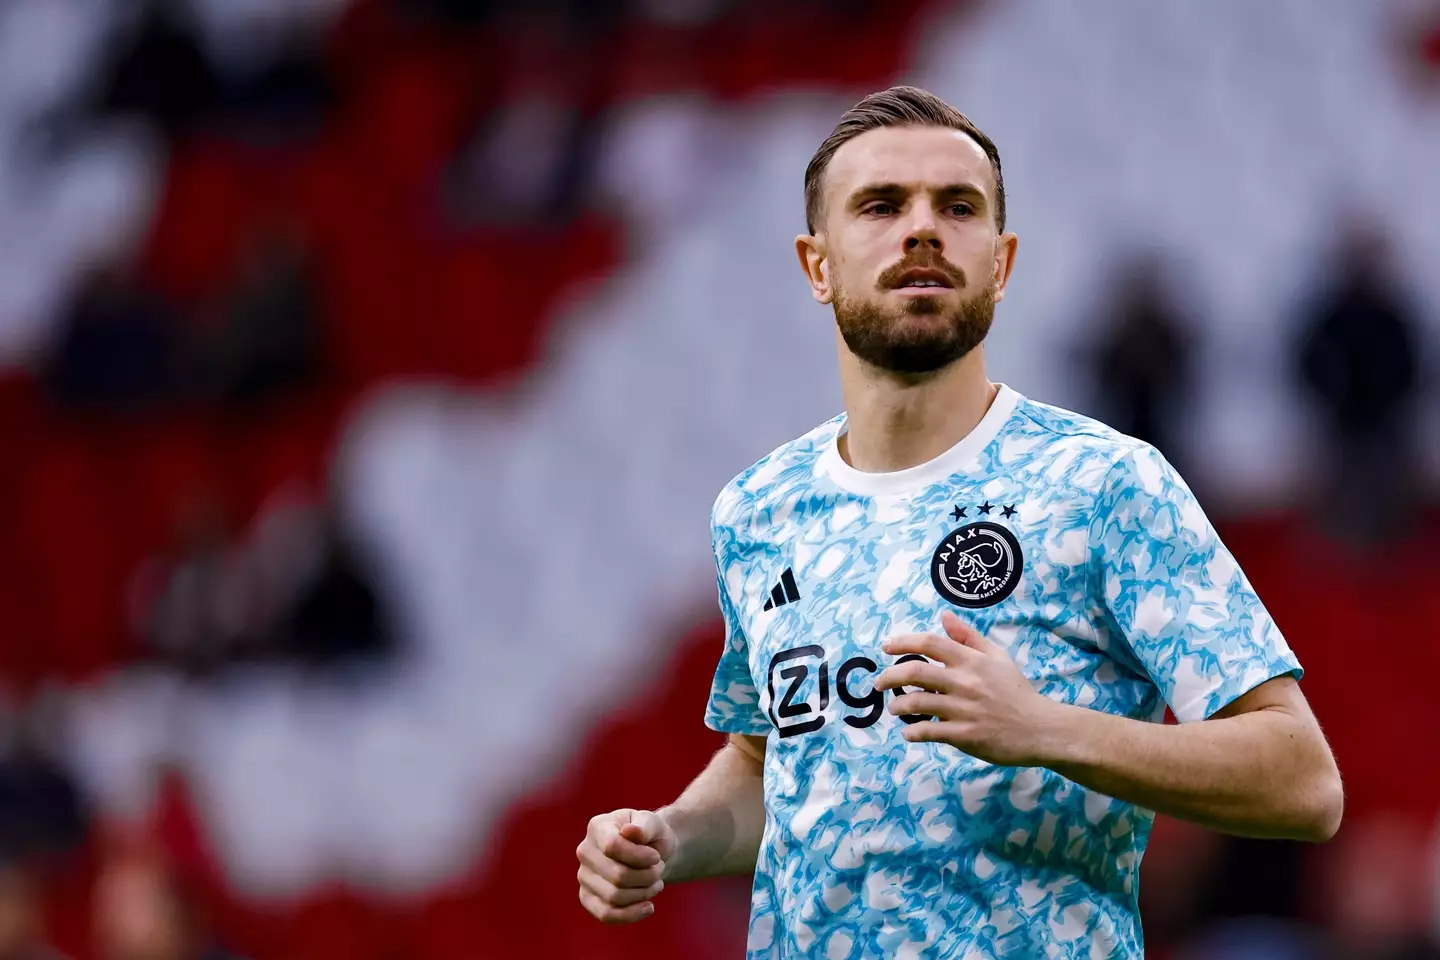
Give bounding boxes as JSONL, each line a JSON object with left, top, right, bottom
{"left": 1011, "top": 395, "right": 1143, "bottom": 449}
{"left": 1007, "top": 395, "right": 1194, "bottom": 513}
{"left": 712, "top": 414, "right": 843, "bottom": 530}
{"left": 1003, "top": 395, "right": 1157, "bottom": 488}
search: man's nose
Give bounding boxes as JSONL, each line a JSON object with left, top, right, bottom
{"left": 904, "top": 217, "right": 943, "bottom": 253}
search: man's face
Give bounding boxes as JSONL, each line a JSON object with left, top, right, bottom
{"left": 802, "top": 125, "right": 1014, "bottom": 375}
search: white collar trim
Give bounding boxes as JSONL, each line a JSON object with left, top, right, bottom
{"left": 816, "top": 384, "right": 1021, "bottom": 497}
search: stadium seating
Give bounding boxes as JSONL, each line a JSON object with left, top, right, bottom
{"left": 0, "top": 0, "right": 1437, "bottom": 955}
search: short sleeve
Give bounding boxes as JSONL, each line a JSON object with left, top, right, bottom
{"left": 703, "top": 539, "right": 772, "bottom": 737}
{"left": 1091, "top": 446, "right": 1302, "bottom": 723}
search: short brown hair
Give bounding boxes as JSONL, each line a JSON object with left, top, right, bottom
{"left": 803, "top": 85, "right": 1006, "bottom": 235}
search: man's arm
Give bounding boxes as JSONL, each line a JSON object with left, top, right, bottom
{"left": 876, "top": 612, "right": 1343, "bottom": 843}
{"left": 659, "top": 733, "right": 768, "bottom": 882}
{"left": 1039, "top": 674, "right": 1342, "bottom": 841}
{"left": 576, "top": 733, "right": 766, "bottom": 924}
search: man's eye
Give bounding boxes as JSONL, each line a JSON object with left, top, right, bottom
{"left": 949, "top": 203, "right": 974, "bottom": 216}
{"left": 866, "top": 203, "right": 897, "bottom": 216}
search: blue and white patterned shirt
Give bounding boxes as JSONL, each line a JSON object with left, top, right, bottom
{"left": 704, "top": 385, "right": 1301, "bottom": 959}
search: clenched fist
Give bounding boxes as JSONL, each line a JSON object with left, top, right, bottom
{"left": 576, "top": 808, "right": 677, "bottom": 924}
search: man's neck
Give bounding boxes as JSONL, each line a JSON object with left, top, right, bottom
{"left": 836, "top": 346, "right": 998, "bottom": 474}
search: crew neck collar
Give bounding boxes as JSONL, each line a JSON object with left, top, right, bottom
{"left": 816, "top": 383, "right": 1021, "bottom": 497}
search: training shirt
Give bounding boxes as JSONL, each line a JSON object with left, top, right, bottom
{"left": 704, "top": 384, "right": 1301, "bottom": 959}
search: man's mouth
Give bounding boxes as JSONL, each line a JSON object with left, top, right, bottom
{"left": 890, "top": 267, "right": 956, "bottom": 289}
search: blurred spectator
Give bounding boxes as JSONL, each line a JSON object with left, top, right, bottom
{"left": 248, "top": 487, "right": 400, "bottom": 673}
{"left": 91, "top": 0, "right": 331, "bottom": 145}
{"left": 279, "top": 520, "right": 398, "bottom": 673}
{"left": 1171, "top": 816, "right": 1440, "bottom": 960}
{"left": 1085, "top": 253, "right": 1195, "bottom": 470}
{"left": 0, "top": 748, "right": 86, "bottom": 873}
{"left": 437, "top": 2, "right": 614, "bottom": 230}
{"left": 94, "top": 855, "right": 242, "bottom": 960}
{"left": 94, "top": 0, "right": 220, "bottom": 140}
{"left": 441, "top": 89, "right": 594, "bottom": 229}
{"left": 48, "top": 225, "right": 323, "bottom": 416}
{"left": 189, "top": 222, "right": 323, "bottom": 406}
{"left": 43, "top": 257, "right": 181, "bottom": 414}
{"left": 1294, "top": 220, "right": 1423, "bottom": 547}
{"left": 193, "top": 9, "right": 333, "bottom": 145}
{"left": 1321, "top": 815, "right": 1440, "bottom": 960}
{"left": 1204, "top": 838, "right": 1309, "bottom": 928}
{"left": 0, "top": 697, "right": 84, "bottom": 960}
{"left": 0, "top": 865, "right": 68, "bottom": 960}
{"left": 128, "top": 494, "right": 268, "bottom": 678}
{"left": 130, "top": 488, "right": 398, "bottom": 679}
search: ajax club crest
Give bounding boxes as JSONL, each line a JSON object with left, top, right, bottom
{"left": 930, "top": 520, "right": 1023, "bottom": 609}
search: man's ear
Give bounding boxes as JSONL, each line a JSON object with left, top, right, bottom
{"left": 796, "top": 234, "right": 832, "bottom": 304}
{"left": 991, "top": 232, "right": 1019, "bottom": 304}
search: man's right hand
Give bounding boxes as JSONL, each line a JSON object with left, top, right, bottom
{"left": 576, "top": 808, "right": 677, "bottom": 924}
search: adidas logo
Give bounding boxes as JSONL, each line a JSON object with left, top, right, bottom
{"left": 762, "top": 568, "right": 801, "bottom": 611}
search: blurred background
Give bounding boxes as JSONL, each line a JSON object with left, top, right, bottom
{"left": 0, "top": 0, "right": 1437, "bottom": 957}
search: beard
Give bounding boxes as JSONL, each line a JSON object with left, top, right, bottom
{"left": 833, "top": 267, "right": 996, "bottom": 376}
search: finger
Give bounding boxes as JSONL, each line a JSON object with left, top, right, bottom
{"left": 941, "top": 611, "right": 997, "bottom": 653}
{"left": 578, "top": 867, "right": 666, "bottom": 907}
{"left": 899, "top": 720, "right": 967, "bottom": 744}
{"left": 620, "top": 810, "right": 666, "bottom": 845}
{"left": 881, "top": 631, "right": 969, "bottom": 667}
{"left": 576, "top": 844, "right": 665, "bottom": 888}
{"left": 886, "top": 692, "right": 952, "bottom": 719}
{"left": 873, "top": 660, "right": 955, "bottom": 693}
{"left": 579, "top": 886, "right": 656, "bottom": 925}
{"left": 586, "top": 815, "right": 623, "bottom": 855}
{"left": 592, "top": 824, "right": 662, "bottom": 869}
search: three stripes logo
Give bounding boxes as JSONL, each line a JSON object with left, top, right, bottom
{"left": 762, "top": 568, "right": 801, "bottom": 611}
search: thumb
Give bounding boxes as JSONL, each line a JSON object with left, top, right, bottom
{"left": 619, "top": 810, "right": 666, "bottom": 846}
{"left": 941, "top": 610, "right": 995, "bottom": 652}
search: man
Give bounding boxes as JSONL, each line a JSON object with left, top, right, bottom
{"left": 1294, "top": 218, "right": 1421, "bottom": 546}
{"left": 575, "top": 85, "right": 1343, "bottom": 958}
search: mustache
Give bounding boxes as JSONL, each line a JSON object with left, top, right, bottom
{"left": 877, "top": 253, "right": 968, "bottom": 290}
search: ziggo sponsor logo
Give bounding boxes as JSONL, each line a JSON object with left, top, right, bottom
{"left": 765, "top": 644, "right": 933, "bottom": 738}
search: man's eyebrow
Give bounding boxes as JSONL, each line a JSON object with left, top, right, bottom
{"left": 847, "top": 182, "right": 988, "bottom": 206}
{"left": 847, "top": 182, "right": 910, "bottom": 205}
{"left": 933, "top": 183, "right": 987, "bottom": 205}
